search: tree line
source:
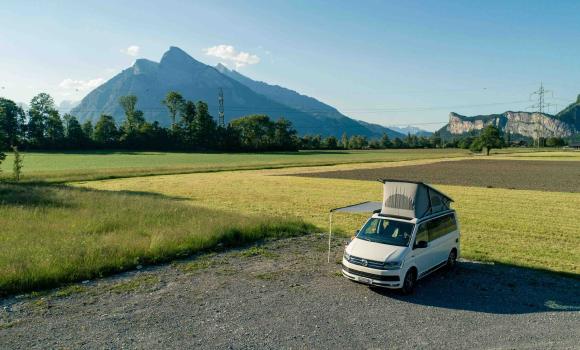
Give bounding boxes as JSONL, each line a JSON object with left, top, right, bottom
{"left": 0, "top": 91, "right": 450, "bottom": 155}
{"left": 2, "top": 91, "right": 567, "bottom": 158}
{"left": 0, "top": 92, "right": 300, "bottom": 152}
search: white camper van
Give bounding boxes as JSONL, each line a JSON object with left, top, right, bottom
{"left": 342, "top": 180, "right": 460, "bottom": 294}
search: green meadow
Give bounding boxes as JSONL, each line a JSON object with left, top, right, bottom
{"left": 1, "top": 149, "right": 470, "bottom": 182}
{"left": 1, "top": 148, "right": 578, "bottom": 295}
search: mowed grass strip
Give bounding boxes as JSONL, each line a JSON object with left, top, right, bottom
{"left": 82, "top": 169, "right": 580, "bottom": 275}
{"left": 0, "top": 184, "right": 314, "bottom": 295}
{"left": 0, "top": 149, "right": 471, "bottom": 183}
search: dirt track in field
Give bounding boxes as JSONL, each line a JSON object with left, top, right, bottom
{"left": 292, "top": 159, "right": 580, "bottom": 192}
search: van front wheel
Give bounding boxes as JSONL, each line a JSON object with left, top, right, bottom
{"left": 401, "top": 269, "right": 416, "bottom": 295}
{"left": 447, "top": 249, "right": 457, "bottom": 270}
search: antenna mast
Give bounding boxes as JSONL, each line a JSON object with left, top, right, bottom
{"left": 218, "top": 88, "right": 225, "bottom": 127}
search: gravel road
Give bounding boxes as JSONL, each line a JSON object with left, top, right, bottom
{"left": 1, "top": 234, "right": 578, "bottom": 349}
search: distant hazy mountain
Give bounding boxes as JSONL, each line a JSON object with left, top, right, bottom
{"left": 216, "top": 63, "right": 403, "bottom": 139}
{"left": 72, "top": 46, "right": 402, "bottom": 138}
{"left": 387, "top": 125, "right": 433, "bottom": 137}
{"left": 58, "top": 100, "right": 79, "bottom": 116}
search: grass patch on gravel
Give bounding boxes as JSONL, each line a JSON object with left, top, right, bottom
{"left": 107, "top": 275, "right": 160, "bottom": 294}
{"left": 176, "top": 255, "right": 230, "bottom": 273}
{"left": 254, "top": 271, "right": 283, "bottom": 280}
{"left": 239, "top": 246, "right": 278, "bottom": 258}
{"left": 0, "top": 183, "right": 314, "bottom": 296}
{"left": 54, "top": 285, "right": 87, "bottom": 298}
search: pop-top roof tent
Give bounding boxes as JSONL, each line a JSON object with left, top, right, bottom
{"left": 378, "top": 179, "right": 453, "bottom": 219}
{"left": 326, "top": 180, "right": 453, "bottom": 262}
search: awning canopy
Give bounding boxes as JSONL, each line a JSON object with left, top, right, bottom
{"left": 330, "top": 201, "right": 382, "bottom": 213}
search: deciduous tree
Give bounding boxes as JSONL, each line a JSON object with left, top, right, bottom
{"left": 162, "top": 91, "right": 185, "bottom": 131}
{"left": 28, "top": 93, "right": 56, "bottom": 147}
{"left": 0, "top": 98, "right": 25, "bottom": 149}
{"left": 94, "top": 114, "right": 119, "bottom": 146}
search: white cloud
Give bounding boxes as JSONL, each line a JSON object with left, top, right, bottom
{"left": 59, "top": 78, "right": 105, "bottom": 91}
{"left": 120, "top": 45, "right": 140, "bottom": 57}
{"left": 203, "top": 44, "right": 260, "bottom": 68}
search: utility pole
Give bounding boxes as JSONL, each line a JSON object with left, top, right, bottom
{"left": 218, "top": 88, "right": 225, "bottom": 128}
{"left": 528, "top": 82, "right": 554, "bottom": 148}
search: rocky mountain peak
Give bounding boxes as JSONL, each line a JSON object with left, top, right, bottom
{"left": 215, "top": 63, "right": 229, "bottom": 73}
{"left": 132, "top": 59, "right": 159, "bottom": 75}
{"left": 160, "top": 46, "right": 204, "bottom": 70}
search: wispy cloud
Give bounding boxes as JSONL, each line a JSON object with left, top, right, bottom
{"left": 120, "top": 45, "right": 140, "bottom": 57}
{"left": 59, "top": 78, "right": 105, "bottom": 91}
{"left": 203, "top": 44, "right": 260, "bottom": 69}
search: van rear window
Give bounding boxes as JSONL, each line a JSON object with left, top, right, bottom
{"left": 357, "top": 218, "right": 414, "bottom": 247}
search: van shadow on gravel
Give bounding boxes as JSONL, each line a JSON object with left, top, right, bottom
{"left": 369, "top": 261, "right": 580, "bottom": 315}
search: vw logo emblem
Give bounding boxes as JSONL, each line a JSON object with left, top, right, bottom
{"left": 361, "top": 259, "right": 368, "bottom": 267}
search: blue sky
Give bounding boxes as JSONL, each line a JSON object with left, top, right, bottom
{"left": 1, "top": 0, "right": 579, "bottom": 130}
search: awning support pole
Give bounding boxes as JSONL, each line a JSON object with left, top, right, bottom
{"left": 327, "top": 212, "right": 333, "bottom": 263}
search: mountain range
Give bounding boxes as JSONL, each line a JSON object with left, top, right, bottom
{"left": 72, "top": 46, "right": 403, "bottom": 139}
{"left": 386, "top": 125, "right": 433, "bottom": 137}
{"left": 439, "top": 96, "right": 580, "bottom": 140}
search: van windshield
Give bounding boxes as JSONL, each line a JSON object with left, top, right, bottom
{"left": 357, "top": 218, "right": 414, "bottom": 247}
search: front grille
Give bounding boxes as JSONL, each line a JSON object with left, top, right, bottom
{"left": 342, "top": 265, "right": 400, "bottom": 281}
{"left": 348, "top": 255, "right": 385, "bottom": 270}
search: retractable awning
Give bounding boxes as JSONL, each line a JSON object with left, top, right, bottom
{"left": 327, "top": 201, "right": 382, "bottom": 263}
{"left": 330, "top": 201, "right": 382, "bottom": 213}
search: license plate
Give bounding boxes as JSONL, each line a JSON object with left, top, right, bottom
{"left": 358, "top": 277, "right": 372, "bottom": 284}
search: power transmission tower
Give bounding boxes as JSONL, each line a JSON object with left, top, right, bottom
{"left": 218, "top": 88, "right": 225, "bottom": 127}
{"left": 528, "top": 82, "right": 555, "bottom": 148}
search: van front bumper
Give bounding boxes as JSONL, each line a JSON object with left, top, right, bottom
{"left": 341, "top": 263, "right": 402, "bottom": 288}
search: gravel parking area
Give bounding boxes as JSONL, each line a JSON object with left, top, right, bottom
{"left": 1, "top": 234, "right": 578, "bottom": 349}
{"left": 292, "top": 159, "right": 580, "bottom": 192}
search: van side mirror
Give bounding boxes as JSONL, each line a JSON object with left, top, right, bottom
{"left": 414, "top": 240, "right": 428, "bottom": 249}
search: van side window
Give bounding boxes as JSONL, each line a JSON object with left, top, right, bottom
{"left": 426, "top": 213, "right": 457, "bottom": 241}
{"left": 415, "top": 223, "right": 428, "bottom": 244}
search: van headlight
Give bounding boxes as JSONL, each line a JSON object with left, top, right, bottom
{"left": 343, "top": 252, "right": 351, "bottom": 262}
{"left": 383, "top": 260, "right": 403, "bottom": 270}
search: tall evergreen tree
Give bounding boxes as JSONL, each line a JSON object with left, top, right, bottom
{"left": 63, "top": 114, "right": 86, "bottom": 148}
{"left": 179, "top": 100, "right": 197, "bottom": 147}
{"left": 380, "top": 133, "right": 392, "bottom": 148}
{"left": 430, "top": 131, "right": 442, "bottom": 148}
{"left": 82, "top": 120, "right": 94, "bottom": 142}
{"left": 45, "top": 110, "right": 65, "bottom": 148}
{"left": 193, "top": 101, "right": 216, "bottom": 149}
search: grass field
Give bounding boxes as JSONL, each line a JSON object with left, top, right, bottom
{"left": 1, "top": 149, "right": 578, "bottom": 294}
{"left": 82, "top": 162, "right": 580, "bottom": 276}
{"left": 0, "top": 183, "right": 313, "bottom": 295}
{"left": 0, "top": 149, "right": 470, "bottom": 182}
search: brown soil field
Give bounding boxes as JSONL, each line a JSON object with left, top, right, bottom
{"left": 292, "top": 159, "right": 580, "bottom": 192}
